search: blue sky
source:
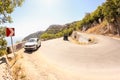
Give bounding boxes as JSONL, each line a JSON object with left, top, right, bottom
{"left": 4, "top": 0, "right": 105, "bottom": 40}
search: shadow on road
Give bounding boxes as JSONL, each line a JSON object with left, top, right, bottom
{"left": 24, "top": 50, "right": 36, "bottom": 54}
{"left": 24, "top": 47, "right": 40, "bottom": 54}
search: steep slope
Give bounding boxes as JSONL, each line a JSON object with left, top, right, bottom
{"left": 86, "top": 21, "right": 107, "bottom": 34}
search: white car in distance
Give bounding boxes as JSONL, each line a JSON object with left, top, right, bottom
{"left": 24, "top": 38, "right": 41, "bottom": 51}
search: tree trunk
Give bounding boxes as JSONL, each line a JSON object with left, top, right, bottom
{"left": 116, "top": 23, "right": 120, "bottom": 36}
{"left": 107, "top": 22, "right": 118, "bottom": 35}
{"left": 107, "top": 23, "right": 112, "bottom": 33}
{"left": 115, "top": 18, "right": 120, "bottom": 36}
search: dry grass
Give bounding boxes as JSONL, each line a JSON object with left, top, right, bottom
{"left": 86, "top": 21, "right": 107, "bottom": 34}
{"left": 86, "top": 21, "right": 120, "bottom": 40}
{"left": 8, "top": 52, "right": 27, "bottom": 80}
{"left": 12, "top": 63, "right": 26, "bottom": 80}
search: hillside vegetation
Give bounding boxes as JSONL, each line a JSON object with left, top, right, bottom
{"left": 40, "top": 24, "right": 73, "bottom": 40}
{"left": 0, "top": 0, "right": 24, "bottom": 56}
{"left": 40, "top": 0, "right": 120, "bottom": 40}
{"left": 0, "top": 27, "right": 7, "bottom": 56}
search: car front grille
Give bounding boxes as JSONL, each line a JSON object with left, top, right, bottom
{"left": 25, "top": 45, "right": 34, "bottom": 47}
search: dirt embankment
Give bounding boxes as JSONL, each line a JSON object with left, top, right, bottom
{"left": 0, "top": 53, "right": 26, "bottom": 80}
{"left": 86, "top": 21, "right": 120, "bottom": 38}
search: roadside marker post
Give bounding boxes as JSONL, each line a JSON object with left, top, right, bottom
{"left": 10, "top": 36, "right": 16, "bottom": 57}
{"left": 6, "top": 28, "right": 15, "bottom": 37}
{"left": 5, "top": 27, "right": 16, "bottom": 61}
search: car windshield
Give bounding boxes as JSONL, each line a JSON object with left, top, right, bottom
{"left": 28, "top": 39, "right": 36, "bottom": 42}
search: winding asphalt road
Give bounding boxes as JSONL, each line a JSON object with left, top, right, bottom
{"left": 24, "top": 33, "right": 120, "bottom": 80}
{"left": 40, "top": 33, "right": 120, "bottom": 79}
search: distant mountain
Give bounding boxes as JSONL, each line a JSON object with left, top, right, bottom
{"left": 23, "top": 31, "right": 44, "bottom": 41}
{"left": 23, "top": 24, "right": 70, "bottom": 41}
{"left": 45, "top": 24, "right": 66, "bottom": 34}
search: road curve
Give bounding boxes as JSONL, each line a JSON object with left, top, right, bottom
{"left": 22, "top": 33, "right": 120, "bottom": 80}
{"left": 39, "top": 33, "right": 120, "bottom": 80}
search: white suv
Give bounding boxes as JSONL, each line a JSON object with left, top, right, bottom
{"left": 24, "top": 38, "right": 41, "bottom": 51}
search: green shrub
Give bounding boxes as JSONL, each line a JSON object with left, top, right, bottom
{"left": 0, "top": 27, "right": 7, "bottom": 56}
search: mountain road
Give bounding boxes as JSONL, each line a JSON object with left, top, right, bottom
{"left": 20, "top": 33, "right": 120, "bottom": 80}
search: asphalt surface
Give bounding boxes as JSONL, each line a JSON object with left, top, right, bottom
{"left": 40, "top": 33, "right": 120, "bottom": 80}
{"left": 24, "top": 33, "right": 120, "bottom": 80}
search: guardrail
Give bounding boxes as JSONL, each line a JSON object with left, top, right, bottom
{"left": 7, "top": 41, "right": 26, "bottom": 54}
